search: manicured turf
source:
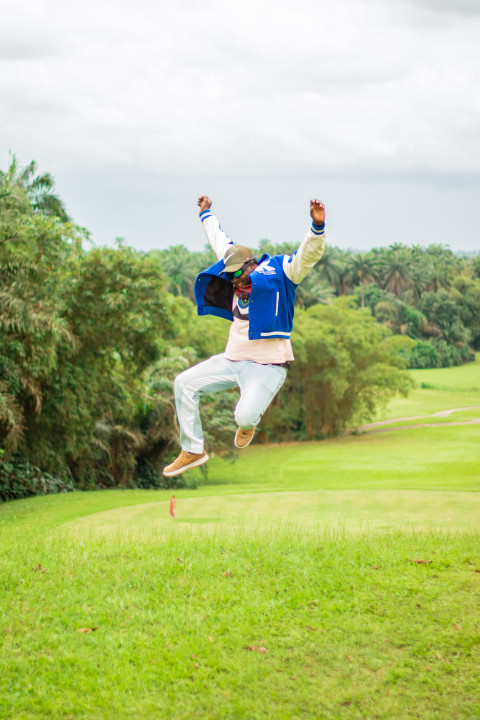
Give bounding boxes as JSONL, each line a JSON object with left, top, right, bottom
{"left": 67, "top": 488, "right": 480, "bottom": 534}
{"left": 378, "top": 355, "right": 480, "bottom": 420}
{"left": 1, "top": 359, "right": 479, "bottom": 719}
{"left": 1, "top": 519, "right": 479, "bottom": 720}
{"left": 206, "top": 425, "right": 480, "bottom": 494}
{"left": 410, "top": 358, "right": 480, "bottom": 390}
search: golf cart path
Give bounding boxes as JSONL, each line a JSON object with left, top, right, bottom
{"left": 358, "top": 406, "right": 480, "bottom": 433}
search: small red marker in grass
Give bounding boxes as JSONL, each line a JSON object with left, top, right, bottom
{"left": 169, "top": 495, "right": 176, "bottom": 519}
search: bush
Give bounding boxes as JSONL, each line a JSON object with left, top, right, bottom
{"left": 264, "top": 298, "right": 415, "bottom": 439}
{"left": 407, "top": 339, "right": 474, "bottom": 369}
{"left": 0, "top": 457, "right": 75, "bottom": 502}
{"left": 405, "top": 340, "right": 441, "bottom": 369}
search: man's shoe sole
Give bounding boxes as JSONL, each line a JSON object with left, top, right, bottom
{"left": 163, "top": 453, "right": 209, "bottom": 478}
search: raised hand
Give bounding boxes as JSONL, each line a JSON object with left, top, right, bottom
{"left": 197, "top": 195, "right": 212, "bottom": 213}
{"left": 310, "top": 199, "right": 325, "bottom": 226}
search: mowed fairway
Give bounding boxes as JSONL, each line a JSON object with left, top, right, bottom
{"left": 0, "top": 360, "right": 479, "bottom": 719}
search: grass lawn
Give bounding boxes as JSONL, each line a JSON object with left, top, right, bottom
{"left": 206, "top": 425, "right": 480, "bottom": 495}
{"left": 1, "top": 360, "right": 479, "bottom": 719}
{"left": 377, "top": 355, "right": 480, "bottom": 421}
{"left": 1, "top": 517, "right": 480, "bottom": 720}
{"left": 409, "top": 357, "right": 480, "bottom": 390}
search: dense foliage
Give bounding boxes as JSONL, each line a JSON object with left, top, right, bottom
{"left": 262, "top": 299, "right": 414, "bottom": 440}
{"left": 0, "top": 158, "right": 240, "bottom": 498}
{"left": 1, "top": 157, "right": 478, "bottom": 498}
{"left": 159, "top": 236, "right": 479, "bottom": 368}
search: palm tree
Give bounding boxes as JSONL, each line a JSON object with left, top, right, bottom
{"left": 295, "top": 275, "right": 334, "bottom": 309}
{"left": 424, "top": 256, "right": 453, "bottom": 293}
{"left": 0, "top": 154, "right": 70, "bottom": 221}
{"left": 1, "top": 156, "right": 75, "bottom": 457}
{"left": 345, "top": 253, "right": 378, "bottom": 307}
{"left": 156, "top": 245, "right": 199, "bottom": 300}
{"left": 374, "top": 246, "right": 414, "bottom": 298}
{"left": 470, "top": 256, "right": 480, "bottom": 280}
{"left": 318, "top": 246, "right": 351, "bottom": 295}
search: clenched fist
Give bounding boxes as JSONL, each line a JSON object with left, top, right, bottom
{"left": 197, "top": 195, "right": 212, "bottom": 213}
{"left": 310, "top": 199, "right": 325, "bottom": 226}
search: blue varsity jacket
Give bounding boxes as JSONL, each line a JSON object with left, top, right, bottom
{"left": 194, "top": 254, "right": 298, "bottom": 341}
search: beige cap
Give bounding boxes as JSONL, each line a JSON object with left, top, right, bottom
{"left": 221, "top": 245, "right": 254, "bottom": 274}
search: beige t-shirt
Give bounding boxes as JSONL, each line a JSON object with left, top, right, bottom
{"left": 224, "top": 293, "right": 294, "bottom": 364}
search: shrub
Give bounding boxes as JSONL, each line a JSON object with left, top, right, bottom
{"left": 0, "top": 457, "right": 75, "bottom": 502}
{"left": 407, "top": 339, "right": 474, "bottom": 369}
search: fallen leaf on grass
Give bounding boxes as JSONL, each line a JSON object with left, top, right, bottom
{"left": 374, "top": 566, "right": 380, "bottom": 570}
{"left": 246, "top": 645, "right": 268, "bottom": 654}
{"left": 222, "top": 571, "right": 232, "bottom": 577}
{"left": 194, "top": 662, "right": 199, "bottom": 668}
{"left": 176, "top": 558, "right": 183, "bottom": 564}
{"left": 306, "top": 626, "right": 318, "bottom": 631}
{"left": 454, "top": 623, "right": 461, "bottom": 631}
{"left": 412, "top": 559, "right": 432, "bottom": 564}
{"left": 32, "top": 564, "right": 48, "bottom": 572}
{"left": 436, "top": 652, "right": 442, "bottom": 660}
{"left": 76, "top": 628, "right": 98, "bottom": 634}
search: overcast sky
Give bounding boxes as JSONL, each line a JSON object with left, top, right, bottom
{"left": 1, "top": 0, "right": 479, "bottom": 252}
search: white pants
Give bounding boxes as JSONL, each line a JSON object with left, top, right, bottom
{"left": 174, "top": 353, "right": 287, "bottom": 453}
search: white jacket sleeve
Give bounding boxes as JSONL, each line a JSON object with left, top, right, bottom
{"left": 282, "top": 224, "right": 326, "bottom": 285}
{"left": 199, "top": 209, "right": 233, "bottom": 261}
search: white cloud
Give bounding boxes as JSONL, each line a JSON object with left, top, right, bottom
{"left": 2, "top": 0, "right": 479, "bottom": 175}
{"left": 1, "top": 0, "right": 479, "bottom": 249}
{"left": 398, "top": 0, "right": 480, "bottom": 16}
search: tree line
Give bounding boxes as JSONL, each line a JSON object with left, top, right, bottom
{"left": 158, "top": 238, "right": 480, "bottom": 369}
{"left": 1, "top": 157, "right": 478, "bottom": 500}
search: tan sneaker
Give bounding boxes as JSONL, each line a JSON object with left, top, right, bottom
{"left": 234, "top": 427, "right": 255, "bottom": 449}
{"left": 163, "top": 450, "right": 209, "bottom": 477}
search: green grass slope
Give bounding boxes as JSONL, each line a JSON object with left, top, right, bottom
{"left": 1, "top": 520, "right": 479, "bottom": 720}
{"left": 0, "top": 360, "right": 479, "bottom": 719}
{"left": 377, "top": 354, "right": 480, "bottom": 422}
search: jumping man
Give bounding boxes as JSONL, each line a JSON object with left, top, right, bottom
{"left": 163, "top": 196, "right": 326, "bottom": 477}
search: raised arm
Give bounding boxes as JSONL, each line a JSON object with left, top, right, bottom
{"left": 283, "top": 199, "right": 326, "bottom": 284}
{"left": 197, "top": 195, "right": 233, "bottom": 261}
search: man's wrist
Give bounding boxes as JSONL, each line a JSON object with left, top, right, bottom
{"left": 199, "top": 208, "right": 212, "bottom": 222}
{"left": 311, "top": 221, "right": 325, "bottom": 235}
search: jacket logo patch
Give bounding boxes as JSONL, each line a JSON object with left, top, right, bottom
{"left": 256, "top": 261, "right": 276, "bottom": 276}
